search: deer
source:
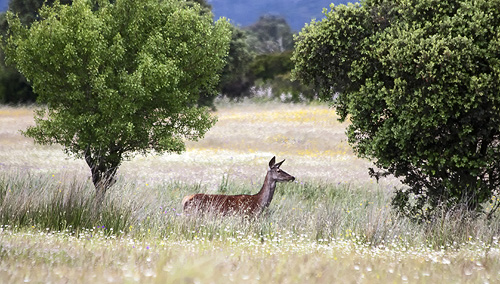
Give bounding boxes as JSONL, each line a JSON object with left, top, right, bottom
{"left": 182, "top": 157, "right": 295, "bottom": 216}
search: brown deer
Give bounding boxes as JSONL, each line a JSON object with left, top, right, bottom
{"left": 182, "top": 157, "right": 295, "bottom": 216}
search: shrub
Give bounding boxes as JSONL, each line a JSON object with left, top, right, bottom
{"left": 293, "top": 0, "right": 500, "bottom": 219}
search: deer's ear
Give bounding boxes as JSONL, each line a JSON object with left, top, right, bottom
{"left": 275, "top": 159, "right": 285, "bottom": 168}
{"left": 269, "top": 156, "right": 276, "bottom": 168}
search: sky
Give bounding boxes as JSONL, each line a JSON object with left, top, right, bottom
{"left": 0, "top": 0, "right": 7, "bottom": 12}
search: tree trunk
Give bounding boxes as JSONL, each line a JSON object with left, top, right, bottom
{"left": 92, "top": 169, "right": 116, "bottom": 207}
{"left": 84, "top": 148, "right": 119, "bottom": 209}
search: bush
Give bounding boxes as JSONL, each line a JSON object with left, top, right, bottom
{"left": 251, "top": 51, "right": 315, "bottom": 102}
{"left": 293, "top": 0, "right": 500, "bottom": 219}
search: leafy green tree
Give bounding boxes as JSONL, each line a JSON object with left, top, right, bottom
{"left": 182, "top": 3, "right": 255, "bottom": 105}
{"left": 250, "top": 51, "right": 315, "bottom": 102}
{"left": 0, "top": 0, "right": 209, "bottom": 104}
{"left": 198, "top": 25, "right": 254, "bottom": 105}
{"left": 251, "top": 51, "right": 294, "bottom": 81}
{"left": 187, "top": 0, "right": 212, "bottom": 15}
{"left": 218, "top": 25, "right": 254, "bottom": 100}
{"left": 3, "top": 0, "right": 231, "bottom": 204}
{"left": 293, "top": 0, "right": 500, "bottom": 219}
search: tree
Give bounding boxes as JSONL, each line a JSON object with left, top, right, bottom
{"left": 217, "top": 25, "right": 255, "bottom": 100}
{"left": 182, "top": 2, "right": 256, "bottom": 105}
{"left": 3, "top": 0, "right": 231, "bottom": 204}
{"left": 293, "top": 0, "right": 500, "bottom": 219}
{"left": 245, "top": 15, "right": 294, "bottom": 54}
{"left": 198, "top": 25, "right": 254, "bottom": 105}
{"left": 0, "top": 0, "right": 214, "bottom": 104}
{"left": 187, "top": 0, "right": 212, "bottom": 15}
{"left": 251, "top": 51, "right": 294, "bottom": 82}
{"left": 250, "top": 51, "right": 315, "bottom": 102}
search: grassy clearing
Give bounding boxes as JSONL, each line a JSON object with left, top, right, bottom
{"left": 1, "top": 103, "right": 500, "bottom": 283}
{"left": 1, "top": 172, "right": 500, "bottom": 283}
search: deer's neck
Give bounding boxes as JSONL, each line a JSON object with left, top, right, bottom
{"left": 256, "top": 172, "right": 276, "bottom": 209}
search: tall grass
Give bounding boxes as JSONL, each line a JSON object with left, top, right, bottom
{"left": 1, "top": 170, "right": 499, "bottom": 249}
{"left": 0, "top": 171, "right": 131, "bottom": 235}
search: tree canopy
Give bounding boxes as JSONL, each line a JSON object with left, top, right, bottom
{"left": 217, "top": 25, "right": 254, "bottom": 100}
{"left": 293, "top": 0, "right": 500, "bottom": 219}
{"left": 245, "top": 15, "right": 294, "bottom": 54}
{"left": 2, "top": 0, "right": 231, "bottom": 203}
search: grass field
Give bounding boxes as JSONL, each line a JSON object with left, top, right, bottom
{"left": 0, "top": 102, "right": 499, "bottom": 283}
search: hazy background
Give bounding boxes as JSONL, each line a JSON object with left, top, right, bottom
{"left": 0, "top": 0, "right": 352, "bottom": 31}
{"left": 208, "top": 0, "right": 350, "bottom": 31}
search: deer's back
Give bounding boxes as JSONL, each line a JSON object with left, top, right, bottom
{"left": 182, "top": 193, "right": 261, "bottom": 215}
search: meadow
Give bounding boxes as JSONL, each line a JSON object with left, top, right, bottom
{"left": 0, "top": 102, "right": 499, "bottom": 283}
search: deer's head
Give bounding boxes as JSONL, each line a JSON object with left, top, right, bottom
{"left": 268, "top": 156, "right": 295, "bottom": 182}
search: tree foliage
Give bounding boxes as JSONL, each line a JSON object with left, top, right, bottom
{"left": 250, "top": 51, "right": 294, "bottom": 81}
{"left": 213, "top": 16, "right": 309, "bottom": 102}
{"left": 204, "top": 25, "right": 255, "bottom": 102}
{"left": 250, "top": 51, "right": 315, "bottom": 102}
{"left": 293, "top": 0, "right": 500, "bottom": 219}
{"left": 245, "top": 15, "right": 294, "bottom": 54}
{"left": 2, "top": 0, "right": 231, "bottom": 203}
{"left": 0, "top": 0, "right": 213, "bottom": 104}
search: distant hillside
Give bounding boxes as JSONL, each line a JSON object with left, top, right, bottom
{"left": 209, "top": 0, "right": 351, "bottom": 31}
